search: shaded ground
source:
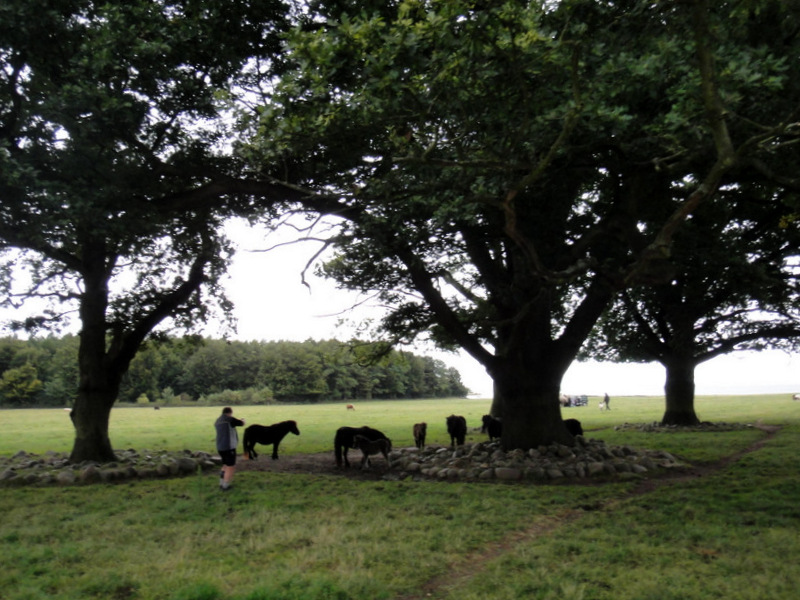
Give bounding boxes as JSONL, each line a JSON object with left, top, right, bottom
{"left": 236, "top": 424, "right": 781, "bottom": 485}
{"left": 236, "top": 447, "right": 402, "bottom": 481}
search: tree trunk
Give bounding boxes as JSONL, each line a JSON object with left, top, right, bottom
{"left": 69, "top": 251, "right": 123, "bottom": 463}
{"left": 661, "top": 357, "right": 701, "bottom": 426}
{"left": 69, "top": 389, "right": 117, "bottom": 463}
{"left": 491, "top": 355, "right": 576, "bottom": 450}
{"left": 489, "top": 379, "right": 503, "bottom": 418}
{"left": 69, "top": 328, "right": 124, "bottom": 463}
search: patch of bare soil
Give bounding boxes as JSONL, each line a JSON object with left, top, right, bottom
{"left": 237, "top": 449, "right": 392, "bottom": 481}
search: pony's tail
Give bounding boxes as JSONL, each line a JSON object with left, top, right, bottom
{"left": 243, "top": 429, "right": 252, "bottom": 460}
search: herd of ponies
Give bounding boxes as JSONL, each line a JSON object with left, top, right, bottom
{"left": 240, "top": 410, "right": 585, "bottom": 471}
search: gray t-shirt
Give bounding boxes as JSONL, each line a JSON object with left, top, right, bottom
{"left": 215, "top": 414, "right": 243, "bottom": 452}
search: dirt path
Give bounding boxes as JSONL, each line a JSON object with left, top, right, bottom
{"left": 236, "top": 448, "right": 391, "bottom": 481}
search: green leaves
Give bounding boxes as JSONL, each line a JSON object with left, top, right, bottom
{"left": 244, "top": 0, "right": 800, "bottom": 384}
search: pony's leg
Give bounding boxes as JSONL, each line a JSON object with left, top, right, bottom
{"left": 272, "top": 443, "right": 279, "bottom": 460}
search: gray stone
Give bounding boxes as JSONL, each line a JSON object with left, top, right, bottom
{"left": 79, "top": 465, "right": 101, "bottom": 483}
{"left": 177, "top": 457, "right": 198, "bottom": 475}
{"left": 56, "top": 470, "right": 76, "bottom": 485}
{"left": 587, "top": 462, "right": 606, "bottom": 476}
{"left": 495, "top": 467, "right": 522, "bottom": 481}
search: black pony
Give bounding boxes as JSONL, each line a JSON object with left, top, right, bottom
{"left": 334, "top": 426, "right": 389, "bottom": 468}
{"left": 446, "top": 414, "right": 467, "bottom": 447}
{"left": 243, "top": 420, "right": 300, "bottom": 460}
{"left": 564, "top": 418, "right": 584, "bottom": 437}
{"left": 480, "top": 414, "right": 502, "bottom": 442}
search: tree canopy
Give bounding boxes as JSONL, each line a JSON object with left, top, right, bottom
{"left": 2, "top": 0, "right": 799, "bottom": 459}
{"left": 241, "top": 0, "right": 800, "bottom": 448}
{"left": 585, "top": 182, "right": 800, "bottom": 424}
{"left": 0, "top": 0, "right": 298, "bottom": 461}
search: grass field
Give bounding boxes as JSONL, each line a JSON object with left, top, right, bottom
{"left": 1, "top": 394, "right": 799, "bottom": 600}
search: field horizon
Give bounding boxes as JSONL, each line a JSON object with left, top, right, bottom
{"left": 2, "top": 392, "right": 798, "bottom": 458}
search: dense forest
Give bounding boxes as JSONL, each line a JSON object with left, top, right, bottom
{"left": 0, "top": 336, "right": 469, "bottom": 407}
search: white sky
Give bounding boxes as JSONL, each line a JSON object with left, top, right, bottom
{"left": 2, "top": 218, "right": 798, "bottom": 398}
{"left": 210, "top": 219, "right": 800, "bottom": 398}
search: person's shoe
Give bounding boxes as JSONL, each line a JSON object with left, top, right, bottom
{"left": 221, "top": 485, "right": 233, "bottom": 491}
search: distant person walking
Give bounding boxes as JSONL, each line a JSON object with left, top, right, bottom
{"left": 215, "top": 406, "right": 244, "bottom": 491}
{"left": 604, "top": 392, "right": 611, "bottom": 410}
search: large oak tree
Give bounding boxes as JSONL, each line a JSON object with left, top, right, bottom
{"left": 243, "top": 0, "right": 800, "bottom": 449}
{"left": 0, "top": 0, "right": 297, "bottom": 462}
{"left": 585, "top": 183, "right": 800, "bottom": 425}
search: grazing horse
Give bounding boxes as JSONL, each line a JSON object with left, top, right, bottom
{"left": 793, "top": 394, "right": 800, "bottom": 401}
{"left": 346, "top": 404, "right": 355, "bottom": 410}
{"left": 334, "top": 426, "right": 389, "bottom": 468}
{"left": 564, "top": 418, "right": 584, "bottom": 437}
{"left": 480, "top": 414, "right": 502, "bottom": 442}
{"left": 413, "top": 422, "right": 427, "bottom": 449}
{"left": 353, "top": 434, "right": 392, "bottom": 470}
{"left": 243, "top": 420, "right": 300, "bottom": 460}
{"left": 446, "top": 414, "right": 467, "bottom": 447}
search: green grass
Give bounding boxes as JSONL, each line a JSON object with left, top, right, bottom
{"left": 1, "top": 398, "right": 497, "bottom": 456}
{"left": 1, "top": 394, "right": 799, "bottom": 599}
{"left": 449, "top": 422, "right": 800, "bottom": 600}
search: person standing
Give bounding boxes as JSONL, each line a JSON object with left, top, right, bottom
{"left": 604, "top": 392, "right": 611, "bottom": 410}
{"left": 215, "top": 406, "right": 244, "bottom": 491}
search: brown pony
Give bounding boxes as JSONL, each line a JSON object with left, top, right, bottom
{"left": 353, "top": 434, "right": 392, "bottom": 469}
{"left": 413, "top": 422, "right": 427, "bottom": 449}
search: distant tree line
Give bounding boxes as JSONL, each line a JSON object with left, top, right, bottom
{"left": 0, "top": 336, "right": 469, "bottom": 407}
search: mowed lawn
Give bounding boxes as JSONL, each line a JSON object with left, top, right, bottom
{"left": 1, "top": 394, "right": 799, "bottom": 600}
